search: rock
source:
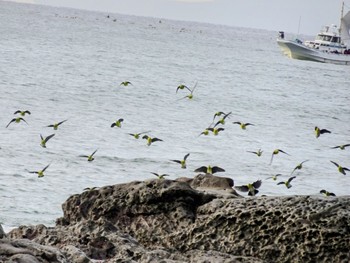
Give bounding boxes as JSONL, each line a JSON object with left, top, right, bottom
{"left": 6, "top": 175, "right": 350, "bottom": 262}
{"left": 0, "top": 223, "right": 6, "bottom": 239}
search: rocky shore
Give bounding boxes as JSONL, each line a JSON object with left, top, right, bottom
{"left": 1, "top": 174, "right": 350, "bottom": 262}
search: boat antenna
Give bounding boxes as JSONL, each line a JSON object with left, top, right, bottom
{"left": 297, "top": 16, "right": 302, "bottom": 37}
{"left": 340, "top": 1, "right": 344, "bottom": 35}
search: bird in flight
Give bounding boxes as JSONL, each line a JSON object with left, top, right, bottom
{"left": 314, "top": 126, "right": 331, "bottom": 138}
{"left": 120, "top": 81, "right": 132, "bottom": 86}
{"left": 171, "top": 153, "right": 190, "bottom": 169}
{"left": 277, "top": 176, "right": 296, "bottom": 189}
{"left": 80, "top": 149, "right": 98, "bottom": 162}
{"left": 247, "top": 149, "right": 263, "bottom": 157}
{"left": 128, "top": 131, "right": 151, "bottom": 139}
{"left": 213, "top": 111, "right": 232, "bottom": 126}
{"left": 142, "top": 135, "right": 163, "bottom": 146}
{"left": 235, "top": 180, "right": 262, "bottom": 196}
{"left": 330, "top": 161, "right": 350, "bottom": 175}
{"left": 178, "top": 82, "right": 197, "bottom": 100}
{"left": 176, "top": 84, "right": 192, "bottom": 93}
{"left": 233, "top": 121, "right": 254, "bottom": 130}
{"left": 291, "top": 160, "right": 309, "bottom": 175}
{"left": 194, "top": 165, "right": 225, "bottom": 175}
{"left": 207, "top": 127, "right": 225, "bottom": 136}
{"left": 28, "top": 163, "right": 51, "bottom": 178}
{"left": 111, "top": 118, "right": 124, "bottom": 128}
{"left": 151, "top": 172, "right": 169, "bottom": 179}
{"left": 269, "top": 149, "right": 290, "bottom": 165}
{"left": 266, "top": 174, "right": 282, "bottom": 181}
{"left": 6, "top": 117, "right": 28, "bottom": 128}
{"left": 331, "top": 144, "right": 350, "bottom": 150}
{"left": 47, "top": 119, "right": 68, "bottom": 130}
{"left": 14, "top": 110, "right": 31, "bottom": 116}
{"left": 40, "top": 134, "right": 55, "bottom": 148}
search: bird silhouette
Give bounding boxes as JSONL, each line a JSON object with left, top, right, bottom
{"left": 128, "top": 131, "right": 151, "bottom": 139}
{"left": 291, "top": 160, "right": 309, "bottom": 175}
{"left": 142, "top": 135, "right": 163, "bottom": 146}
{"left": 80, "top": 149, "right": 98, "bottom": 162}
{"left": 47, "top": 119, "right": 67, "bottom": 130}
{"left": 40, "top": 134, "right": 55, "bottom": 148}
{"left": 176, "top": 84, "right": 191, "bottom": 93}
{"left": 111, "top": 118, "right": 124, "bottom": 128}
{"left": 331, "top": 144, "right": 350, "bottom": 150}
{"left": 151, "top": 172, "right": 169, "bottom": 179}
{"left": 6, "top": 117, "right": 28, "bottom": 128}
{"left": 247, "top": 149, "right": 263, "bottom": 157}
{"left": 269, "top": 149, "right": 290, "bottom": 165}
{"left": 233, "top": 121, "right": 254, "bottom": 130}
{"left": 207, "top": 127, "right": 225, "bottom": 136}
{"left": 194, "top": 165, "right": 225, "bottom": 175}
{"left": 120, "top": 81, "right": 132, "bottom": 86}
{"left": 330, "top": 161, "right": 350, "bottom": 175}
{"left": 28, "top": 163, "right": 50, "bottom": 178}
{"left": 314, "top": 126, "right": 331, "bottom": 138}
{"left": 266, "top": 174, "right": 282, "bottom": 181}
{"left": 14, "top": 110, "right": 31, "bottom": 116}
{"left": 277, "top": 176, "right": 296, "bottom": 189}
{"left": 171, "top": 153, "right": 190, "bottom": 169}
{"left": 235, "top": 180, "right": 262, "bottom": 196}
{"left": 320, "top": 189, "right": 336, "bottom": 197}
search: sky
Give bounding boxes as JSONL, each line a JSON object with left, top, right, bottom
{"left": 4, "top": 0, "right": 347, "bottom": 35}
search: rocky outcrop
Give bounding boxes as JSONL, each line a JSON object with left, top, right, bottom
{"left": 4, "top": 174, "right": 350, "bottom": 262}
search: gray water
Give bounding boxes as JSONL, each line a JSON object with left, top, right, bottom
{"left": 1, "top": 1, "right": 349, "bottom": 230}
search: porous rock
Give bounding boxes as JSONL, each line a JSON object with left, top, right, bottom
{"left": 6, "top": 175, "right": 350, "bottom": 262}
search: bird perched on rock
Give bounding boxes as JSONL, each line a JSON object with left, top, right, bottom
{"left": 247, "top": 149, "right": 263, "bottom": 157}
{"left": 111, "top": 118, "right": 124, "bottom": 128}
{"left": 28, "top": 164, "right": 50, "bottom": 178}
{"left": 194, "top": 165, "right": 225, "bottom": 175}
{"left": 291, "top": 160, "right": 309, "bottom": 175}
{"left": 269, "top": 149, "right": 289, "bottom": 165}
{"left": 330, "top": 161, "right": 350, "bottom": 175}
{"left": 171, "top": 153, "right": 190, "bottom": 169}
{"left": 128, "top": 131, "right": 151, "bottom": 139}
{"left": 120, "top": 81, "right": 132, "bottom": 86}
{"left": 266, "top": 174, "right": 282, "bottom": 181}
{"left": 151, "top": 172, "right": 169, "bottom": 179}
{"left": 314, "top": 126, "right": 331, "bottom": 138}
{"left": 320, "top": 189, "right": 336, "bottom": 197}
{"left": 277, "top": 176, "right": 296, "bottom": 189}
{"left": 40, "top": 134, "right": 55, "bottom": 148}
{"left": 235, "top": 180, "right": 262, "bottom": 196}
{"left": 142, "top": 135, "right": 163, "bottom": 146}
{"left": 14, "top": 110, "right": 31, "bottom": 116}
{"left": 233, "top": 121, "right": 254, "bottom": 130}
{"left": 331, "top": 144, "right": 350, "bottom": 150}
{"left": 6, "top": 117, "right": 28, "bottom": 128}
{"left": 207, "top": 127, "right": 225, "bottom": 136}
{"left": 47, "top": 119, "right": 67, "bottom": 130}
{"left": 80, "top": 149, "right": 98, "bottom": 162}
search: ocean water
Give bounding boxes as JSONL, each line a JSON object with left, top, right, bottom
{"left": 1, "top": 1, "right": 349, "bottom": 230}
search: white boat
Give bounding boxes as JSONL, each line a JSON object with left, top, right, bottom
{"left": 277, "top": 2, "right": 350, "bottom": 65}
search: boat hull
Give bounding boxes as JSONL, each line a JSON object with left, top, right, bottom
{"left": 277, "top": 39, "right": 350, "bottom": 65}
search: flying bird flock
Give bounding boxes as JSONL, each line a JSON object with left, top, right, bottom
{"left": 3, "top": 79, "right": 348, "bottom": 200}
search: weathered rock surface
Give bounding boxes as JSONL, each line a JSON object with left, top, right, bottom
{"left": 4, "top": 174, "right": 350, "bottom": 262}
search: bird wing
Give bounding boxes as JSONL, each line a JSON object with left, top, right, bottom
{"left": 91, "top": 149, "right": 98, "bottom": 157}
{"left": 269, "top": 153, "right": 274, "bottom": 165}
{"left": 194, "top": 166, "right": 207, "bottom": 173}
{"left": 184, "top": 153, "right": 190, "bottom": 161}
{"left": 151, "top": 138, "right": 163, "bottom": 142}
{"left": 212, "top": 166, "right": 225, "bottom": 173}
{"left": 44, "top": 134, "right": 55, "bottom": 143}
{"left": 320, "top": 129, "right": 331, "bottom": 134}
{"left": 58, "top": 119, "right": 67, "bottom": 125}
{"left": 252, "top": 180, "right": 262, "bottom": 189}
{"left": 6, "top": 119, "right": 15, "bottom": 128}
{"left": 248, "top": 189, "right": 259, "bottom": 196}
{"left": 279, "top": 149, "right": 289, "bottom": 155}
{"left": 330, "top": 161, "right": 339, "bottom": 168}
{"left": 42, "top": 164, "right": 50, "bottom": 172}
{"left": 287, "top": 176, "right": 296, "bottom": 183}
{"left": 171, "top": 160, "right": 181, "bottom": 164}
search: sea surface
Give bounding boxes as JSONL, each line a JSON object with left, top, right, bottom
{"left": 1, "top": 1, "right": 349, "bottom": 231}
